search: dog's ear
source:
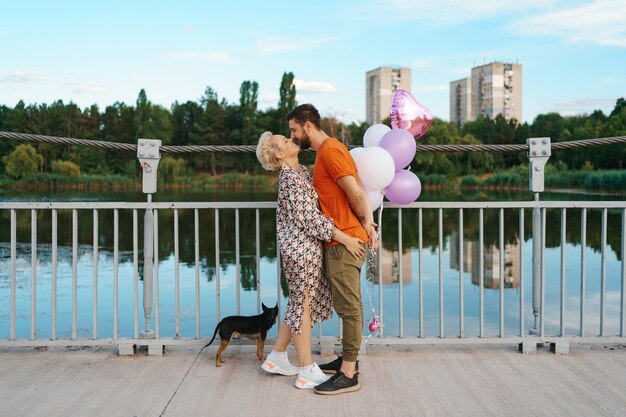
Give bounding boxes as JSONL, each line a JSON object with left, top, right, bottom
{"left": 262, "top": 302, "right": 268, "bottom": 311}
{"left": 273, "top": 303, "right": 278, "bottom": 312}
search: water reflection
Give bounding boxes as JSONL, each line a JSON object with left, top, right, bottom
{"left": 376, "top": 247, "right": 412, "bottom": 285}
{"left": 450, "top": 232, "right": 520, "bottom": 289}
{"left": 0, "top": 189, "right": 624, "bottom": 340}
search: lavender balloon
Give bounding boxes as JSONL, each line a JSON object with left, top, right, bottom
{"left": 379, "top": 129, "right": 416, "bottom": 171}
{"left": 385, "top": 170, "right": 422, "bottom": 205}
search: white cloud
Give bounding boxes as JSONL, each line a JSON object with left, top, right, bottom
{"left": 0, "top": 31, "right": 7, "bottom": 37}
{"left": 61, "top": 79, "right": 80, "bottom": 86}
{"left": 73, "top": 84, "right": 107, "bottom": 94}
{"left": 369, "top": 0, "right": 553, "bottom": 25}
{"left": 593, "top": 76, "right": 621, "bottom": 88}
{"left": 257, "top": 37, "right": 338, "bottom": 54}
{"left": 512, "top": 0, "right": 626, "bottom": 47}
{"left": 0, "top": 70, "right": 47, "bottom": 83}
{"left": 538, "top": 96, "right": 621, "bottom": 116}
{"left": 411, "top": 58, "right": 437, "bottom": 69}
{"left": 181, "top": 26, "right": 196, "bottom": 33}
{"left": 260, "top": 93, "right": 279, "bottom": 103}
{"left": 408, "top": 52, "right": 509, "bottom": 76}
{"left": 294, "top": 79, "right": 337, "bottom": 94}
{"left": 164, "top": 50, "right": 232, "bottom": 63}
{"left": 60, "top": 79, "right": 106, "bottom": 94}
{"left": 414, "top": 84, "right": 449, "bottom": 92}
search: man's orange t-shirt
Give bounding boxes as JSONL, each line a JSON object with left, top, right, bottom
{"left": 313, "top": 138, "right": 368, "bottom": 247}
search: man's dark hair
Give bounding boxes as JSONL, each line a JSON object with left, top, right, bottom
{"left": 284, "top": 104, "right": 321, "bottom": 129}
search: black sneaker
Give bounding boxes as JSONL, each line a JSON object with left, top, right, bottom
{"left": 318, "top": 356, "right": 359, "bottom": 375}
{"left": 314, "top": 371, "right": 360, "bottom": 395}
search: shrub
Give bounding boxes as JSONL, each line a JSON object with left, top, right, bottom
{"left": 158, "top": 156, "right": 186, "bottom": 183}
{"left": 421, "top": 174, "right": 448, "bottom": 187}
{"left": 483, "top": 172, "right": 525, "bottom": 187}
{"left": 51, "top": 160, "right": 81, "bottom": 176}
{"left": 2, "top": 144, "right": 43, "bottom": 179}
{"left": 460, "top": 175, "right": 480, "bottom": 187}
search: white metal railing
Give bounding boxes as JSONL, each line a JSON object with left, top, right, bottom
{"left": 0, "top": 200, "right": 625, "bottom": 350}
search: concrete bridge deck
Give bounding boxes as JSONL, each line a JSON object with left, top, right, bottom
{"left": 1, "top": 343, "right": 626, "bottom": 417}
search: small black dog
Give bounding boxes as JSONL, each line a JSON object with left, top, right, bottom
{"left": 206, "top": 303, "right": 279, "bottom": 367}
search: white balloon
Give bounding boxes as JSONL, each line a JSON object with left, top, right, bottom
{"left": 356, "top": 146, "right": 395, "bottom": 190}
{"left": 363, "top": 124, "right": 391, "bottom": 148}
{"left": 365, "top": 186, "right": 384, "bottom": 211}
{"left": 349, "top": 147, "right": 365, "bottom": 164}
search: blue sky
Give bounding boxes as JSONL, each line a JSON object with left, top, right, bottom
{"left": 1, "top": 0, "right": 625, "bottom": 127}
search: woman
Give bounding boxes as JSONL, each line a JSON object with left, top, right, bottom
{"left": 256, "top": 131, "right": 365, "bottom": 389}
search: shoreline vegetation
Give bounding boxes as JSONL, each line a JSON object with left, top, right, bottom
{"left": 1, "top": 168, "right": 624, "bottom": 194}
{"left": 1, "top": 84, "right": 624, "bottom": 196}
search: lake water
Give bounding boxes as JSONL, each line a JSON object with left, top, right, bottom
{"left": 1, "top": 187, "right": 624, "bottom": 340}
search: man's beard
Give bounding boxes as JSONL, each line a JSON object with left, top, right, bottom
{"left": 298, "top": 133, "right": 312, "bottom": 150}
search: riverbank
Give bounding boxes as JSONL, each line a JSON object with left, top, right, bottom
{"left": 1, "top": 169, "right": 624, "bottom": 194}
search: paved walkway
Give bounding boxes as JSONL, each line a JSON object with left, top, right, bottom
{"left": 1, "top": 342, "right": 626, "bottom": 417}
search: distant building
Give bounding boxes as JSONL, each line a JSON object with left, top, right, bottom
{"left": 450, "top": 62, "right": 522, "bottom": 125}
{"left": 450, "top": 77, "right": 472, "bottom": 126}
{"left": 366, "top": 67, "right": 411, "bottom": 125}
{"left": 449, "top": 232, "right": 520, "bottom": 289}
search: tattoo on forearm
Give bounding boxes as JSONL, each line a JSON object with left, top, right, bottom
{"left": 358, "top": 215, "right": 365, "bottom": 222}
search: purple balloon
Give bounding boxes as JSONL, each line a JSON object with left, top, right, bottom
{"left": 385, "top": 170, "right": 422, "bottom": 205}
{"left": 379, "top": 129, "right": 416, "bottom": 171}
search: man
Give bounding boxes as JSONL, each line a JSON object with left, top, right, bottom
{"left": 285, "top": 104, "right": 378, "bottom": 395}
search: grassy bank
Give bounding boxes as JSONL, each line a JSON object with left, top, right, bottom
{"left": 468, "top": 167, "right": 626, "bottom": 193}
{"left": 0, "top": 172, "right": 275, "bottom": 191}
{"left": 1, "top": 169, "right": 624, "bottom": 193}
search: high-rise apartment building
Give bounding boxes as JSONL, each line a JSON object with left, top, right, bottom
{"left": 366, "top": 67, "right": 411, "bottom": 125}
{"left": 450, "top": 77, "right": 472, "bottom": 125}
{"left": 450, "top": 62, "right": 522, "bottom": 125}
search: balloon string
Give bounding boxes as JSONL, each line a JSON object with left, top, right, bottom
{"left": 364, "top": 203, "right": 384, "bottom": 341}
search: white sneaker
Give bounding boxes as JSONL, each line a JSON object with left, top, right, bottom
{"left": 294, "top": 363, "right": 331, "bottom": 389}
{"left": 261, "top": 353, "right": 299, "bottom": 376}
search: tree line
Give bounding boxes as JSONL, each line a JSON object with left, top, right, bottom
{"left": 0, "top": 71, "right": 625, "bottom": 182}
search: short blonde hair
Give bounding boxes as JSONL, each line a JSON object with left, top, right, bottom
{"left": 256, "top": 131, "right": 281, "bottom": 171}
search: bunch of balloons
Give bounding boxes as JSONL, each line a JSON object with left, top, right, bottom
{"left": 350, "top": 89, "right": 432, "bottom": 209}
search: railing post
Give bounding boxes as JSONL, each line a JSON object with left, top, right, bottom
{"left": 527, "top": 138, "right": 550, "bottom": 336}
{"left": 138, "top": 139, "right": 161, "bottom": 339}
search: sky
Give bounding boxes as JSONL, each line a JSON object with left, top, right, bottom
{"left": 1, "top": 0, "right": 625, "bottom": 128}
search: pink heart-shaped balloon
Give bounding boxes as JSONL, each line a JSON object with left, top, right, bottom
{"left": 390, "top": 89, "right": 433, "bottom": 139}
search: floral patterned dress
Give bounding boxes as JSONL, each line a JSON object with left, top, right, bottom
{"left": 277, "top": 164, "right": 334, "bottom": 334}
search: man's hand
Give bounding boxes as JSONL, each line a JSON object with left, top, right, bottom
{"left": 363, "top": 220, "right": 379, "bottom": 249}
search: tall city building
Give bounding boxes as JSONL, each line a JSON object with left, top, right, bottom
{"left": 449, "top": 77, "right": 472, "bottom": 126}
{"left": 450, "top": 62, "right": 522, "bottom": 125}
{"left": 366, "top": 67, "right": 411, "bottom": 125}
{"left": 449, "top": 232, "right": 520, "bottom": 289}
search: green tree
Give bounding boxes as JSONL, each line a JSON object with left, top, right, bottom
{"left": 171, "top": 100, "right": 203, "bottom": 146}
{"left": 239, "top": 80, "right": 259, "bottom": 173}
{"left": 100, "top": 102, "right": 136, "bottom": 175}
{"left": 277, "top": 72, "right": 296, "bottom": 131}
{"left": 345, "top": 121, "right": 369, "bottom": 147}
{"left": 0, "top": 105, "right": 12, "bottom": 172}
{"left": 610, "top": 98, "right": 626, "bottom": 118}
{"left": 135, "top": 89, "right": 173, "bottom": 144}
{"left": 158, "top": 156, "right": 186, "bottom": 183}
{"left": 190, "top": 86, "right": 228, "bottom": 175}
{"left": 2, "top": 144, "right": 43, "bottom": 178}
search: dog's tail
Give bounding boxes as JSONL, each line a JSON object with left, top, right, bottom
{"left": 204, "top": 323, "right": 220, "bottom": 348}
